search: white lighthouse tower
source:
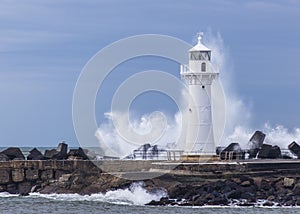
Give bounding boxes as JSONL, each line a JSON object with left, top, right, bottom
{"left": 180, "top": 33, "right": 219, "bottom": 154}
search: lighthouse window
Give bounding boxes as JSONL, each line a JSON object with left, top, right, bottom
{"left": 201, "top": 62, "right": 206, "bottom": 72}
{"left": 190, "top": 51, "right": 200, "bottom": 60}
{"left": 190, "top": 51, "right": 211, "bottom": 61}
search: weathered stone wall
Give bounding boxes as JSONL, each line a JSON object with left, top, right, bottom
{"left": 0, "top": 160, "right": 100, "bottom": 195}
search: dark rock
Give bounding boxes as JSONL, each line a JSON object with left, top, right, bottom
{"left": 293, "top": 183, "right": 300, "bottom": 195}
{"left": 67, "top": 147, "right": 88, "bottom": 160}
{"left": 57, "top": 142, "right": 68, "bottom": 154}
{"left": 296, "top": 197, "right": 300, "bottom": 206}
{"left": 6, "top": 183, "right": 18, "bottom": 194}
{"left": 0, "top": 169, "right": 10, "bottom": 184}
{"left": 1, "top": 147, "right": 25, "bottom": 160}
{"left": 145, "top": 197, "right": 175, "bottom": 206}
{"left": 227, "top": 189, "right": 242, "bottom": 199}
{"left": 44, "top": 142, "right": 68, "bottom": 160}
{"left": 41, "top": 169, "right": 53, "bottom": 180}
{"left": 208, "top": 196, "right": 228, "bottom": 205}
{"left": 267, "top": 195, "right": 276, "bottom": 201}
{"left": 26, "top": 169, "right": 39, "bottom": 181}
{"left": 146, "top": 200, "right": 165, "bottom": 206}
{"left": 27, "top": 148, "right": 45, "bottom": 160}
{"left": 258, "top": 144, "right": 281, "bottom": 159}
{"left": 263, "top": 201, "right": 274, "bottom": 206}
{"left": 238, "top": 202, "right": 255, "bottom": 206}
{"left": 220, "top": 143, "right": 245, "bottom": 160}
{"left": 44, "top": 149, "right": 58, "bottom": 159}
{"left": 285, "top": 200, "right": 296, "bottom": 206}
{"left": 18, "top": 182, "right": 33, "bottom": 196}
{"left": 0, "top": 153, "right": 10, "bottom": 161}
{"left": 248, "top": 130, "right": 266, "bottom": 158}
{"left": 288, "top": 141, "right": 300, "bottom": 158}
{"left": 225, "top": 180, "right": 239, "bottom": 190}
{"left": 241, "top": 192, "right": 256, "bottom": 201}
{"left": 260, "top": 179, "right": 271, "bottom": 190}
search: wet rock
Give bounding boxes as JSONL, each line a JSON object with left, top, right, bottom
{"left": 263, "top": 201, "right": 274, "bottom": 206}
{"left": 208, "top": 196, "right": 228, "bottom": 205}
{"left": 7, "top": 183, "right": 18, "bottom": 194}
{"left": 227, "top": 189, "right": 242, "bottom": 199}
{"left": 146, "top": 200, "right": 165, "bottom": 206}
{"left": 1, "top": 147, "right": 25, "bottom": 160}
{"left": 18, "top": 182, "right": 33, "bottom": 196}
{"left": 285, "top": 200, "right": 296, "bottom": 206}
{"left": 27, "top": 148, "right": 45, "bottom": 160}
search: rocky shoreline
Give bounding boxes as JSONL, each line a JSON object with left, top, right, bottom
{"left": 146, "top": 175, "right": 300, "bottom": 207}
{"left": 2, "top": 145, "right": 300, "bottom": 206}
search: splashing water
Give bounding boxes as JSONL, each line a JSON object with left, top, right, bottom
{"left": 0, "top": 183, "right": 167, "bottom": 206}
{"left": 95, "top": 32, "right": 300, "bottom": 154}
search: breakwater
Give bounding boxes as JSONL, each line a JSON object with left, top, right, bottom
{"left": 2, "top": 159, "right": 300, "bottom": 206}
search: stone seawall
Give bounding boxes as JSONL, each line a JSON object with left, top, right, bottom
{"left": 0, "top": 160, "right": 101, "bottom": 195}
{"left": 2, "top": 159, "right": 300, "bottom": 206}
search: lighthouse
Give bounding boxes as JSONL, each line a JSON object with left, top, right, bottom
{"left": 180, "top": 33, "right": 219, "bottom": 154}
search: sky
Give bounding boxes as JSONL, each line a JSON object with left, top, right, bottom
{"left": 0, "top": 0, "right": 299, "bottom": 147}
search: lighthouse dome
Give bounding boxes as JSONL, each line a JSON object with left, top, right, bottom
{"left": 189, "top": 33, "right": 210, "bottom": 52}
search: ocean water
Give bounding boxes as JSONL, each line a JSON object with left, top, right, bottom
{"left": 1, "top": 184, "right": 300, "bottom": 214}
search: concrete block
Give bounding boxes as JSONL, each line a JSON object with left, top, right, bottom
{"left": 41, "top": 169, "right": 53, "bottom": 180}
{"left": 12, "top": 169, "right": 24, "bottom": 182}
{"left": 0, "top": 169, "right": 10, "bottom": 184}
{"left": 26, "top": 169, "right": 39, "bottom": 180}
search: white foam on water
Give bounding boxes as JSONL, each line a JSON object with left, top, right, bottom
{"left": 28, "top": 182, "right": 167, "bottom": 206}
{"left": 0, "top": 192, "right": 19, "bottom": 198}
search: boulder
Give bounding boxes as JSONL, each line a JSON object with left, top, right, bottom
{"left": 0, "top": 147, "right": 25, "bottom": 160}
{"left": 0, "top": 169, "right": 10, "bottom": 184}
{"left": 247, "top": 130, "right": 266, "bottom": 158}
{"left": 0, "top": 153, "right": 10, "bottom": 161}
{"left": 288, "top": 141, "right": 300, "bottom": 158}
{"left": 57, "top": 142, "right": 68, "bottom": 154}
{"left": 257, "top": 144, "right": 281, "bottom": 159}
{"left": 18, "top": 182, "right": 33, "bottom": 196}
{"left": 6, "top": 183, "right": 18, "bottom": 194}
{"left": 283, "top": 177, "right": 295, "bottom": 188}
{"left": 220, "top": 143, "right": 245, "bottom": 160}
{"left": 67, "top": 147, "right": 88, "bottom": 160}
{"left": 44, "top": 142, "right": 68, "bottom": 160}
{"left": 27, "top": 148, "right": 45, "bottom": 160}
{"left": 44, "top": 149, "right": 58, "bottom": 159}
